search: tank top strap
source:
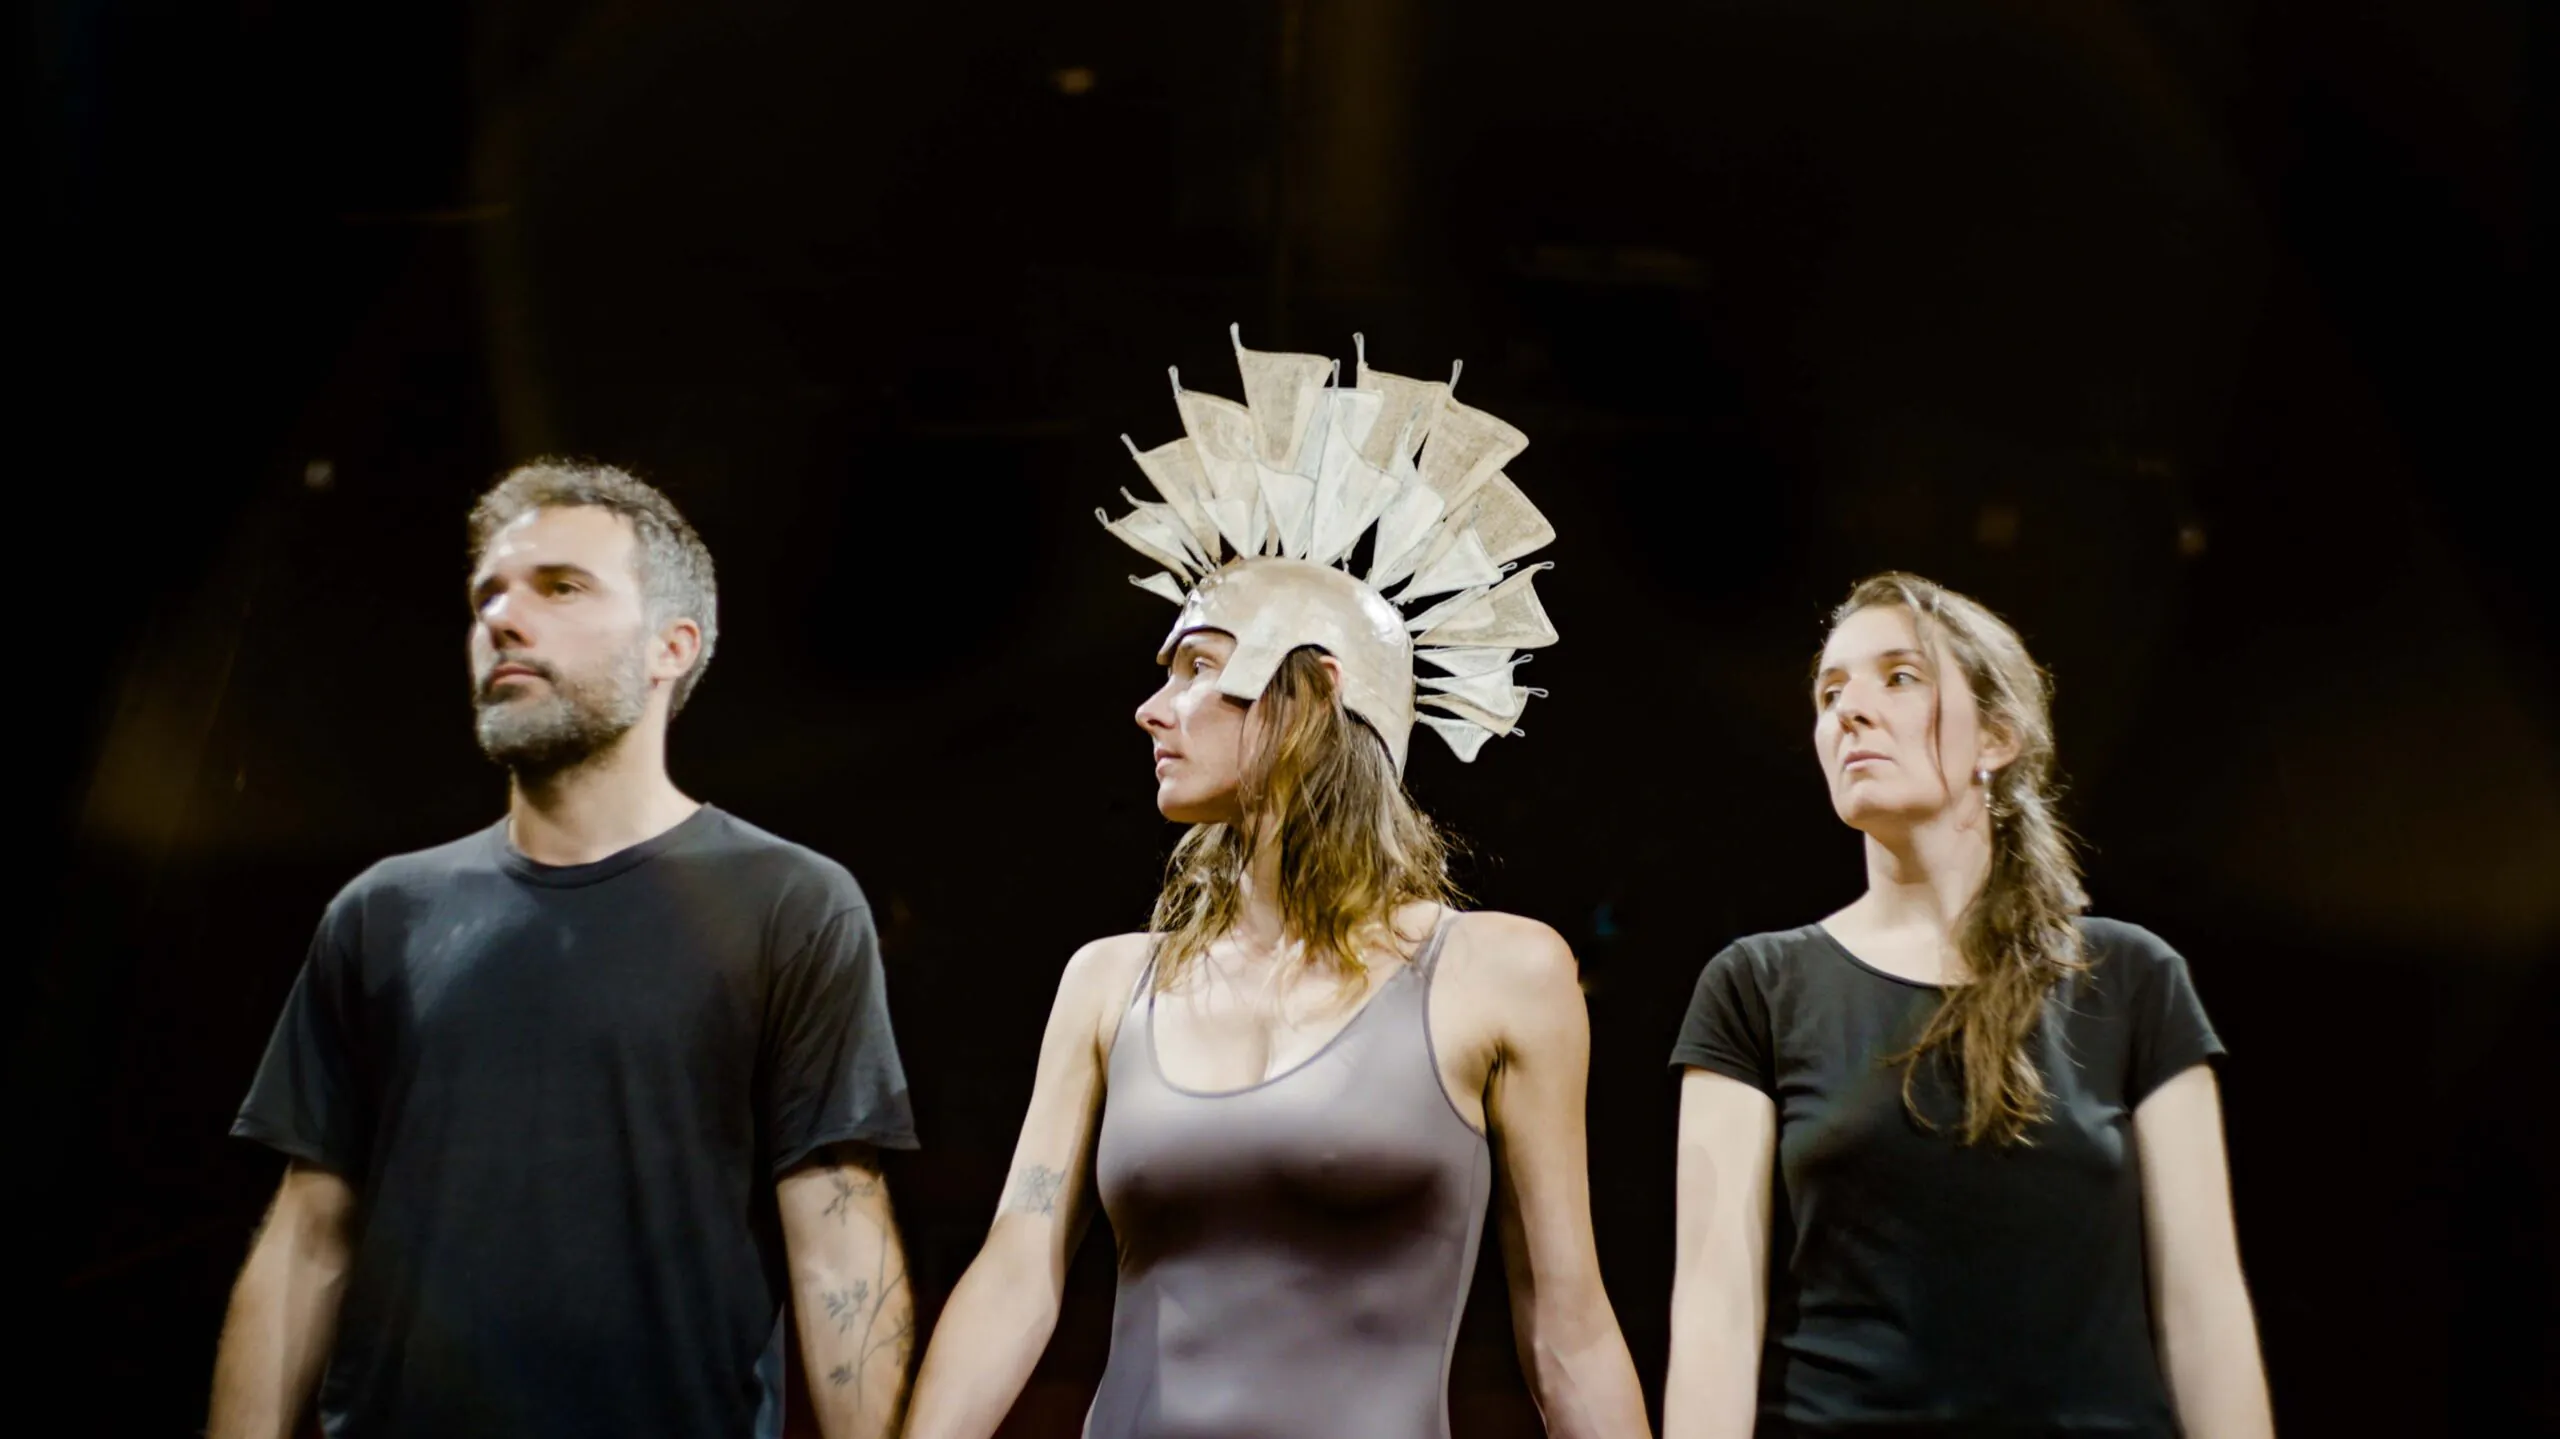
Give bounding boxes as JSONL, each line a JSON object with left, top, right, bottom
{"left": 1102, "top": 938, "right": 1165, "bottom": 1069}
{"left": 1410, "top": 907, "right": 1461, "bottom": 980}
{"left": 1124, "top": 937, "right": 1165, "bottom": 1014}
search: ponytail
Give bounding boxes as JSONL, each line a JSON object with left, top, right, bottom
{"left": 1834, "top": 574, "right": 2088, "bottom": 1146}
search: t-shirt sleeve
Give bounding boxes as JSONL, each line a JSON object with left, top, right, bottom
{"left": 232, "top": 906, "right": 367, "bottom": 1174}
{"left": 1668, "top": 943, "right": 1775, "bottom": 1095}
{"left": 764, "top": 903, "right": 919, "bottom": 1174}
{"left": 2122, "top": 926, "right": 2227, "bottom": 1108}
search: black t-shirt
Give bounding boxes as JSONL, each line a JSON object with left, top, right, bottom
{"left": 234, "top": 806, "right": 918, "bottom": 1439}
{"left": 1670, "top": 917, "right": 2223, "bottom": 1439}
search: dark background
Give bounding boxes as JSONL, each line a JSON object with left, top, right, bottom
{"left": 19, "top": 0, "right": 2549, "bottom": 1433}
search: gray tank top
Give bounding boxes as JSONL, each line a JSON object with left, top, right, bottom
{"left": 1087, "top": 914, "right": 1491, "bottom": 1439}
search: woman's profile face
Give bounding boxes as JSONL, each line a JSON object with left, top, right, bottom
{"left": 1136, "top": 629, "right": 1252, "bottom": 824}
{"left": 1812, "top": 604, "right": 2002, "bottom": 835}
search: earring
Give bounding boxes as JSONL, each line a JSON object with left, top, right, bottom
{"left": 1975, "top": 766, "right": 1990, "bottom": 787}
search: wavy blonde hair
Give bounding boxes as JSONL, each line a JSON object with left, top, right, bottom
{"left": 1830, "top": 572, "right": 2090, "bottom": 1146}
{"left": 1149, "top": 648, "right": 1461, "bottom": 990}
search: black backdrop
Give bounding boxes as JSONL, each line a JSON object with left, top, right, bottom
{"left": 21, "top": 2, "right": 2549, "bottom": 1434}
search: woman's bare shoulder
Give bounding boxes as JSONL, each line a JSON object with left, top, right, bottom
{"left": 1438, "top": 909, "right": 1581, "bottom": 998}
{"left": 1055, "top": 931, "right": 1156, "bottom": 1035}
{"left": 1061, "top": 930, "right": 1153, "bottom": 992}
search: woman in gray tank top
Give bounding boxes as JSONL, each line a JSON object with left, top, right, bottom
{"left": 905, "top": 334, "right": 1651, "bottom": 1439}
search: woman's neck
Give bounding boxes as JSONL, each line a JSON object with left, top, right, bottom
{"left": 1230, "top": 823, "right": 1293, "bottom": 958}
{"left": 1219, "top": 819, "right": 1428, "bottom": 982}
{"left": 1851, "top": 807, "right": 1994, "bottom": 948}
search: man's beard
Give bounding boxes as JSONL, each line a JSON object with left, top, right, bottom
{"left": 473, "top": 644, "right": 650, "bottom": 779}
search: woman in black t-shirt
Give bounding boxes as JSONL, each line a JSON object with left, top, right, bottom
{"left": 1664, "top": 573, "right": 2274, "bottom": 1439}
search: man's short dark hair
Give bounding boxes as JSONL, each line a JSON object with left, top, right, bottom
{"left": 469, "top": 460, "right": 720, "bottom": 714}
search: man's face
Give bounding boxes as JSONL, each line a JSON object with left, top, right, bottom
{"left": 467, "top": 506, "right": 655, "bottom": 774}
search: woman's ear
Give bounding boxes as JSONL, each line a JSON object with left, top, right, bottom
{"left": 1978, "top": 716, "right": 2024, "bottom": 775}
{"left": 1314, "top": 652, "right": 1346, "bottom": 694}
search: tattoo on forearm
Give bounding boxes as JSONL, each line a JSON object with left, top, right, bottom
{"left": 806, "top": 1162, "right": 913, "bottom": 1418}
{"left": 827, "top": 1311, "right": 914, "bottom": 1384}
{"left": 822, "top": 1282, "right": 870, "bottom": 1333}
{"left": 1006, "top": 1163, "right": 1064, "bottom": 1218}
{"left": 822, "top": 1166, "right": 883, "bottom": 1222}
{"left": 817, "top": 1269, "right": 914, "bottom": 1406}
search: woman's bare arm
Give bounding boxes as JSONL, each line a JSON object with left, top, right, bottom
{"left": 1467, "top": 915, "right": 1651, "bottom": 1438}
{"left": 2136, "top": 1065, "right": 2275, "bottom": 1438}
{"left": 902, "top": 934, "right": 1145, "bottom": 1439}
{"left": 1662, "top": 1068, "right": 1776, "bottom": 1439}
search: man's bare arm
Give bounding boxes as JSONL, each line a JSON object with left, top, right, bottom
{"left": 778, "top": 1142, "right": 913, "bottom": 1439}
{"left": 207, "top": 1162, "right": 358, "bottom": 1439}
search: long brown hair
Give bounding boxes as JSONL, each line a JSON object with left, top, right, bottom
{"left": 1830, "top": 573, "right": 2089, "bottom": 1145}
{"left": 1149, "top": 648, "right": 1460, "bottom": 990}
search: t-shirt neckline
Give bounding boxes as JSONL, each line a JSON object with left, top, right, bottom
{"left": 1810, "top": 921, "right": 1956, "bottom": 991}
{"left": 494, "top": 804, "right": 721, "bottom": 889}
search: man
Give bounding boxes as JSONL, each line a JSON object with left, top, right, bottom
{"left": 208, "top": 461, "right": 917, "bottom": 1439}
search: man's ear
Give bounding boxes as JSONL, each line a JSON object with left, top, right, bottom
{"left": 652, "top": 616, "right": 703, "bottom": 687}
